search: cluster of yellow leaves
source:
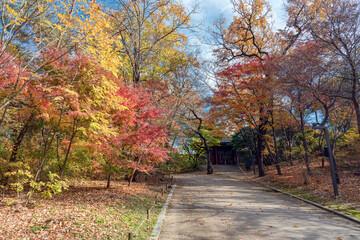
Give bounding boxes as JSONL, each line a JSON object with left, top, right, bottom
{"left": 75, "top": 3, "right": 123, "bottom": 77}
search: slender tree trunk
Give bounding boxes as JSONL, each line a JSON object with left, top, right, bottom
{"left": 330, "top": 141, "right": 341, "bottom": 184}
{"left": 57, "top": 136, "right": 62, "bottom": 171}
{"left": 206, "top": 148, "right": 213, "bottom": 174}
{"left": 289, "top": 145, "right": 293, "bottom": 165}
{"left": 264, "top": 140, "right": 282, "bottom": 175}
{"left": 285, "top": 129, "right": 294, "bottom": 166}
{"left": 256, "top": 107, "right": 266, "bottom": 177}
{"left": 318, "top": 134, "right": 325, "bottom": 168}
{"left": 128, "top": 154, "right": 142, "bottom": 186}
{"left": 249, "top": 149, "right": 256, "bottom": 175}
{"left": 0, "top": 104, "right": 10, "bottom": 128}
{"left": 349, "top": 64, "right": 360, "bottom": 135}
{"left": 107, "top": 174, "right": 111, "bottom": 188}
{"left": 256, "top": 132, "right": 265, "bottom": 177}
{"left": 2, "top": 114, "right": 34, "bottom": 186}
{"left": 128, "top": 169, "right": 136, "bottom": 186}
{"left": 60, "top": 119, "right": 78, "bottom": 178}
{"left": 256, "top": 125, "right": 266, "bottom": 177}
{"left": 190, "top": 109, "right": 213, "bottom": 174}
{"left": 9, "top": 114, "right": 35, "bottom": 162}
{"left": 282, "top": 129, "right": 288, "bottom": 164}
{"left": 133, "top": 61, "right": 141, "bottom": 84}
{"left": 251, "top": 129, "right": 257, "bottom": 175}
{"left": 271, "top": 113, "right": 281, "bottom": 175}
{"left": 36, "top": 104, "right": 66, "bottom": 182}
{"left": 198, "top": 133, "right": 213, "bottom": 174}
{"left": 282, "top": 134, "right": 289, "bottom": 164}
{"left": 353, "top": 99, "right": 360, "bottom": 135}
{"left": 299, "top": 109, "right": 312, "bottom": 175}
{"left": 26, "top": 107, "right": 66, "bottom": 204}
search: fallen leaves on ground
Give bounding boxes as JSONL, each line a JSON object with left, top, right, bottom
{"left": 0, "top": 180, "right": 167, "bottom": 239}
{"left": 245, "top": 158, "right": 360, "bottom": 219}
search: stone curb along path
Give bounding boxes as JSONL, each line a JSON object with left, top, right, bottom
{"left": 149, "top": 182, "right": 177, "bottom": 240}
{"left": 237, "top": 165, "right": 360, "bottom": 226}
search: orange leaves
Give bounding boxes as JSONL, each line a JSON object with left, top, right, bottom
{"left": 215, "top": 0, "right": 274, "bottom": 62}
{"left": 209, "top": 58, "right": 277, "bottom": 133}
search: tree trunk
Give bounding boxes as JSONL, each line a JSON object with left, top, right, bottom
{"left": 349, "top": 61, "right": 360, "bottom": 135}
{"left": 318, "top": 134, "right": 325, "bottom": 168}
{"left": 330, "top": 141, "right": 341, "bottom": 184}
{"left": 2, "top": 114, "right": 35, "bottom": 186}
{"left": 285, "top": 129, "right": 294, "bottom": 166}
{"left": 107, "top": 174, "right": 111, "bottom": 188}
{"left": 0, "top": 104, "right": 10, "bottom": 127}
{"left": 190, "top": 109, "right": 213, "bottom": 174}
{"left": 256, "top": 125, "right": 266, "bottom": 177}
{"left": 256, "top": 107, "right": 266, "bottom": 177}
{"left": 60, "top": 120, "right": 78, "bottom": 178}
{"left": 264, "top": 140, "right": 282, "bottom": 175}
{"left": 133, "top": 61, "right": 141, "bottom": 84}
{"left": 275, "top": 165, "right": 282, "bottom": 175}
{"left": 128, "top": 169, "right": 137, "bottom": 186}
{"left": 353, "top": 99, "right": 360, "bottom": 135}
{"left": 36, "top": 105, "right": 66, "bottom": 182}
{"left": 251, "top": 129, "right": 257, "bottom": 175}
{"left": 250, "top": 149, "right": 256, "bottom": 175}
{"left": 271, "top": 115, "right": 282, "bottom": 175}
{"left": 199, "top": 133, "right": 213, "bottom": 174}
{"left": 9, "top": 114, "right": 35, "bottom": 162}
{"left": 333, "top": 154, "right": 341, "bottom": 184}
{"left": 300, "top": 109, "right": 312, "bottom": 175}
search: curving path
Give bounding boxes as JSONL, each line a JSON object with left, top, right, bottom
{"left": 159, "top": 165, "right": 360, "bottom": 240}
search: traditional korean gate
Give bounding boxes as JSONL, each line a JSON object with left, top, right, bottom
{"left": 210, "top": 146, "right": 236, "bottom": 165}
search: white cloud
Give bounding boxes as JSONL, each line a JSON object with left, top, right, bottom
{"left": 182, "top": 0, "right": 234, "bottom": 23}
{"left": 182, "top": 0, "right": 286, "bottom": 29}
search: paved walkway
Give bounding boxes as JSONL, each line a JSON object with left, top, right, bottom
{"left": 159, "top": 166, "right": 360, "bottom": 240}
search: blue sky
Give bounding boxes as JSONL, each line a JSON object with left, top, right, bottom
{"left": 179, "top": 0, "right": 288, "bottom": 90}
{"left": 182, "top": 0, "right": 286, "bottom": 28}
{"left": 181, "top": 0, "right": 287, "bottom": 61}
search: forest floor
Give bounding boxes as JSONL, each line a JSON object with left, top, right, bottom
{"left": 0, "top": 179, "right": 169, "bottom": 239}
{"left": 245, "top": 158, "right": 360, "bottom": 220}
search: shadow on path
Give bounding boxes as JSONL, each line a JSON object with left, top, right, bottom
{"left": 159, "top": 165, "right": 360, "bottom": 240}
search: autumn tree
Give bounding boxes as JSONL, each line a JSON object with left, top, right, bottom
{"left": 108, "top": 0, "right": 195, "bottom": 84}
{"left": 211, "top": 0, "right": 278, "bottom": 176}
{"left": 209, "top": 60, "right": 280, "bottom": 177}
{"left": 0, "top": 0, "right": 90, "bottom": 115}
{"left": 284, "top": 0, "right": 360, "bottom": 134}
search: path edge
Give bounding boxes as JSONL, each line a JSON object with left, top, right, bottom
{"left": 237, "top": 165, "right": 360, "bottom": 225}
{"left": 149, "top": 182, "right": 177, "bottom": 240}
